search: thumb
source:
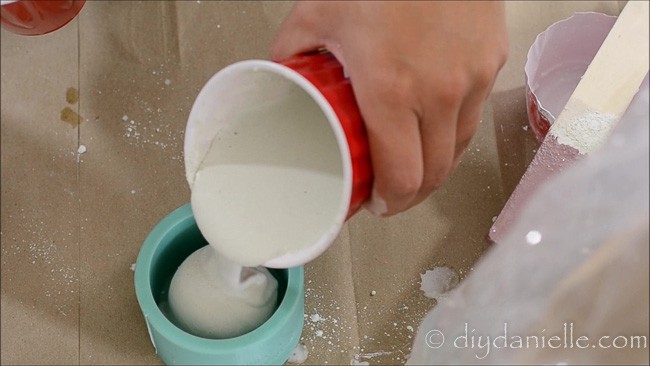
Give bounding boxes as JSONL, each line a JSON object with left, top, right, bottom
{"left": 270, "top": 6, "right": 325, "bottom": 61}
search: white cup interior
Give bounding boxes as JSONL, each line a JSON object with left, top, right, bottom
{"left": 184, "top": 60, "right": 353, "bottom": 268}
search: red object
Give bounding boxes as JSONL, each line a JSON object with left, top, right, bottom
{"left": 279, "top": 52, "right": 374, "bottom": 219}
{"left": 526, "top": 85, "right": 552, "bottom": 142}
{"left": 1, "top": 0, "right": 85, "bottom": 36}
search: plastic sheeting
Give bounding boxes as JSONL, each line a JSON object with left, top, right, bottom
{"left": 408, "top": 76, "right": 649, "bottom": 365}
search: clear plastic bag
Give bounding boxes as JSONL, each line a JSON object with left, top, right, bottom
{"left": 408, "top": 76, "right": 649, "bottom": 365}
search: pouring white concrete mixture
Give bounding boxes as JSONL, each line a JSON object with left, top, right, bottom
{"left": 167, "top": 245, "right": 278, "bottom": 339}
{"left": 168, "top": 80, "right": 344, "bottom": 339}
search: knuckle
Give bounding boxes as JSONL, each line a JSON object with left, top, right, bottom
{"left": 499, "top": 47, "right": 509, "bottom": 67}
{"left": 454, "top": 137, "right": 473, "bottom": 159}
{"left": 457, "top": 121, "right": 479, "bottom": 143}
{"left": 474, "top": 68, "right": 495, "bottom": 91}
{"left": 421, "top": 163, "right": 452, "bottom": 193}
{"left": 370, "top": 64, "right": 416, "bottom": 104}
{"left": 435, "top": 75, "right": 466, "bottom": 108}
{"left": 498, "top": 37, "right": 510, "bottom": 66}
{"left": 384, "top": 172, "right": 422, "bottom": 202}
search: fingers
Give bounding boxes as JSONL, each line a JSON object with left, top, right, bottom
{"left": 363, "top": 108, "right": 423, "bottom": 217}
{"left": 270, "top": 2, "right": 503, "bottom": 218}
{"left": 405, "top": 65, "right": 497, "bottom": 209}
{"left": 450, "top": 66, "right": 499, "bottom": 170}
{"left": 352, "top": 66, "right": 423, "bottom": 216}
{"left": 407, "top": 89, "right": 461, "bottom": 208}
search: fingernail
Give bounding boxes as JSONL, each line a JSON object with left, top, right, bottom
{"left": 363, "top": 188, "right": 388, "bottom": 217}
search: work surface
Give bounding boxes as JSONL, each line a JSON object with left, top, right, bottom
{"left": 1, "top": 1, "right": 624, "bottom": 364}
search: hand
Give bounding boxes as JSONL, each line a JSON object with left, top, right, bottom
{"left": 271, "top": 1, "right": 508, "bottom": 216}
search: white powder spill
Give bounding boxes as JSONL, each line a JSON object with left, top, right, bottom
{"left": 299, "top": 271, "right": 431, "bottom": 364}
{"left": 131, "top": 190, "right": 136, "bottom": 194}
{"left": 359, "top": 351, "right": 392, "bottom": 359}
{"left": 121, "top": 109, "right": 183, "bottom": 161}
{"left": 550, "top": 110, "right": 618, "bottom": 154}
{"left": 526, "top": 230, "right": 542, "bottom": 245}
{"left": 352, "top": 351, "right": 393, "bottom": 364}
{"left": 77, "top": 145, "right": 86, "bottom": 154}
{"left": 115, "top": 65, "right": 184, "bottom": 161}
{"left": 287, "top": 343, "right": 309, "bottom": 364}
{"left": 419, "top": 267, "right": 460, "bottom": 300}
{"left": 3, "top": 215, "right": 78, "bottom": 313}
{"left": 300, "top": 285, "right": 358, "bottom": 357}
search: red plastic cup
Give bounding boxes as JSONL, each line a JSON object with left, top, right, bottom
{"left": 1, "top": 0, "right": 85, "bottom": 36}
{"left": 184, "top": 52, "right": 373, "bottom": 267}
{"left": 524, "top": 12, "right": 617, "bottom": 142}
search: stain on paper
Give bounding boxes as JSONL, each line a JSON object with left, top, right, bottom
{"left": 60, "top": 107, "right": 82, "bottom": 127}
{"left": 60, "top": 87, "right": 83, "bottom": 127}
{"left": 66, "top": 87, "right": 79, "bottom": 104}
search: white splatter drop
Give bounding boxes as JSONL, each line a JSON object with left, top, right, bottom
{"left": 526, "top": 230, "right": 542, "bottom": 245}
{"left": 77, "top": 145, "right": 86, "bottom": 154}
{"left": 419, "top": 267, "right": 459, "bottom": 300}
{"left": 350, "top": 360, "right": 369, "bottom": 366}
{"left": 287, "top": 343, "right": 308, "bottom": 364}
{"left": 361, "top": 351, "right": 392, "bottom": 358}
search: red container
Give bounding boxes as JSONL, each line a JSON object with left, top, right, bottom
{"left": 1, "top": 0, "right": 85, "bottom": 36}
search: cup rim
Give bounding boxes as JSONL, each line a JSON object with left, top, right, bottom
{"left": 134, "top": 203, "right": 304, "bottom": 354}
{"left": 184, "top": 59, "right": 353, "bottom": 268}
{"left": 524, "top": 12, "right": 617, "bottom": 123}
